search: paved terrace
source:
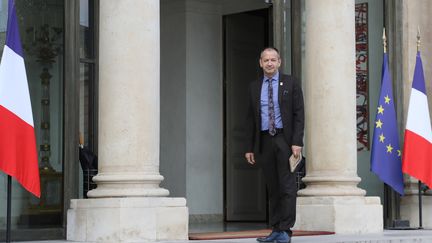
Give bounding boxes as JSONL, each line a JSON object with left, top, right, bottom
{"left": 5, "top": 229, "right": 432, "bottom": 243}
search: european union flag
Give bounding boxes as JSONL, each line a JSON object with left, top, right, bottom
{"left": 371, "top": 53, "right": 404, "bottom": 195}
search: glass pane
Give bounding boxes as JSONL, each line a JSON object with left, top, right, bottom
{"left": 79, "top": 63, "right": 94, "bottom": 148}
{"left": 0, "top": 0, "right": 64, "bottom": 238}
{"left": 79, "top": 62, "right": 97, "bottom": 198}
{"left": 80, "top": 0, "right": 94, "bottom": 59}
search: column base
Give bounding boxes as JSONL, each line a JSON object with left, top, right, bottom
{"left": 400, "top": 195, "right": 432, "bottom": 228}
{"left": 67, "top": 197, "right": 188, "bottom": 242}
{"left": 87, "top": 173, "right": 170, "bottom": 197}
{"left": 294, "top": 196, "right": 383, "bottom": 234}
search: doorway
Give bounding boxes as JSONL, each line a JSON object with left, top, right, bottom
{"left": 223, "top": 8, "right": 271, "bottom": 222}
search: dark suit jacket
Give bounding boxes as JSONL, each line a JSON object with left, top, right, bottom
{"left": 245, "top": 73, "right": 305, "bottom": 153}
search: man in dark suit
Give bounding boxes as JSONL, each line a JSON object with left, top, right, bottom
{"left": 245, "top": 47, "right": 304, "bottom": 243}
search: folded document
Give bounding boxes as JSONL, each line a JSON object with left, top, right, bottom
{"left": 289, "top": 152, "right": 302, "bottom": 173}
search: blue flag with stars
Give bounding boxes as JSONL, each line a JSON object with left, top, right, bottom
{"left": 371, "top": 53, "right": 404, "bottom": 195}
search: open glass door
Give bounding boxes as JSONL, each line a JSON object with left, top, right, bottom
{"left": 0, "top": 0, "right": 64, "bottom": 240}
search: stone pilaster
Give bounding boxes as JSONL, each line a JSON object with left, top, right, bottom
{"left": 295, "top": 0, "right": 383, "bottom": 234}
{"left": 399, "top": 1, "right": 432, "bottom": 229}
{"left": 67, "top": 1, "right": 188, "bottom": 241}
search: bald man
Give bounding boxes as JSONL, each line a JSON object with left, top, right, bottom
{"left": 244, "top": 47, "right": 304, "bottom": 243}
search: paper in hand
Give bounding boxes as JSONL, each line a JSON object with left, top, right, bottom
{"left": 289, "top": 152, "right": 302, "bottom": 173}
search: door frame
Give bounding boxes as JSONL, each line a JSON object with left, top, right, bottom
{"left": 63, "top": 2, "right": 80, "bottom": 233}
{"left": 63, "top": 0, "right": 99, "bottom": 233}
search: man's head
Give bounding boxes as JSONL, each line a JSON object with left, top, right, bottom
{"left": 259, "top": 47, "right": 281, "bottom": 78}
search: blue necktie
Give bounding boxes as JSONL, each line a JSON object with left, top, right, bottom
{"left": 268, "top": 79, "right": 276, "bottom": 136}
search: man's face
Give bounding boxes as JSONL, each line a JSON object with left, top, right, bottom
{"left": 259, "top": 50, "right": 281, "bottom": 77}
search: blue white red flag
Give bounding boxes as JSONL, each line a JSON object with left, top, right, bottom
{"left": 402, "top": 51, "right": 432, "bottom": 189}
{"left": 0, "top": 0, "right": 40, "bottom": 197}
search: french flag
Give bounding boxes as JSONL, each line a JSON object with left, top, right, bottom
{"left": 402, "top": 51, "right": 432, "bottom": 189}
{"left": 0, "top": 0, "right": 40, "bottom": 197}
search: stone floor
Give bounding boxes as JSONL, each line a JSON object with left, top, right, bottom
{"left": 3, "top": 222, "right": 432, "bottom": 243}
{"left": 166, "top": 229, "right": 432, "bottom": 243}
{"left": 5, "top": 230, "right": 432, "bottom": 243}
{"left": 9, "top": 230, "right": 432, "bottom": 243}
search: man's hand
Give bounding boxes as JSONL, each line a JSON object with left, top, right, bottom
{"left": 245, "top": 152, "right": 256, "bottom": 165}
{"left": 291, "top": 145, "right": 302, "bottom": 157}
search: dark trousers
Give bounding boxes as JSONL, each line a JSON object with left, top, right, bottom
{"left": 258, "top": 132, "right": 297, "bottom": 232}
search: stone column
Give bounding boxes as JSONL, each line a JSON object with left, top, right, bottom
{"left": 87, "top": 0, "right": 167, "bottom": 199}
{"left": 67, "top": 1, "right": 188, "bottom": 242}
{"left": 294, "top": 0, "right": 383, "bottom": 234}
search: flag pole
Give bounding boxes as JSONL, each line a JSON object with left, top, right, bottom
{"left": 418, "top": 180, "right": 423, "bottom": 229}
{"left": 381, "top": 28, "right": 404, "bottom": 229}
{"left": 416, "top": 27, "right": 424, "bottom": 230}
{"left": 6, "top": 175, "right": 12, "bottom": 243}
{"left": 417, "top": 26, "right": 420, "bottom": 52}
{"left": 377, "top": 27, "right": 412, "bottom": 230}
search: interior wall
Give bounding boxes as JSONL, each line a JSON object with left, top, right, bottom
{"left": 185, "top": 0, "right": 223, "bottom": 217}
{"left": 160, "top": 0, "right": 187, "bottom": 198}
{"left": 160, "top": 0, "right": 224, "bottom": 218}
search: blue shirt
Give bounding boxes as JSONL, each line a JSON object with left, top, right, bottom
{"left": 260, "top": 72, "right": 283, "bottom": 131}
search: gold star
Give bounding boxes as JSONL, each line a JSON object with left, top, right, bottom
{"left": 377, "top": 105, "right": 384, "bottom": 114}
{"left": 384, "top": 95, "right": 391, "bottom": 104}
{"left": 379, "top": 133, "right": 385, "bottom": 143}
{"left": 376, "top": 119, "right": 383, "bottom": 128}
{"left": 397, "top": 150, "right": 401, "bottom": 157}
{"left": 386, "top": 144, "right": 393, "bottom": 153}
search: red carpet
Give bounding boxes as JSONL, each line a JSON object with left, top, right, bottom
{"left": 189, "top": 229, "right": 334, "bottom": 240}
